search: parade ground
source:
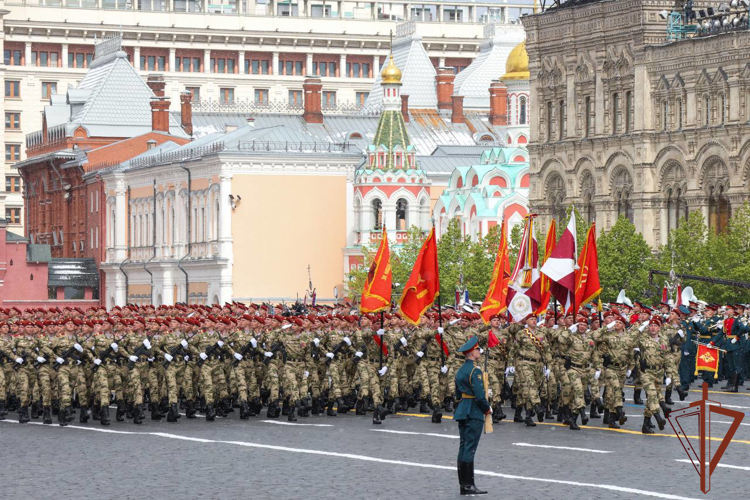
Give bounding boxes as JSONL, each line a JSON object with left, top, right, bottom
{"left": 2, "top": 386, "right": 747, "bottom": 500}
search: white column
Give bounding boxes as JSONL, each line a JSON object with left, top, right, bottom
{"left": 62, "top": 44, "right": 69, "bottom": 68}
{"left": 239, "top": 50, "right": 246, "bottom": 74}
{"left": 218, "top": 170, "right": 234, "bottom": 305}
{"left": 345, "top": 172, "right": 355, "bottom": 246}
{"left": 169, "top": 48, "right": 176, "bottom": 72}
{"left": 339, "top": 54, "right": 346, "bottom": 78}
{"left": 373, "top": 54, "right": 380, "bottom": 74}
{"left": 161, "top": 268, "right": 175, "bottom": 305}
{"left": 385, "top": 202, "right": 397, "bottom": 241}
{"left": 306, "top": 53, "right": 313, "bottom": 75}
{"left": 25, "top": 42, "right": 32, "bottom": 66}
{"left": 134, "top": 46, "right": 141, "bottom": 71}
{"left": 114, "top": 177, "right": 128, "bottom": 307}
{"left": 437, "top": 5, "right": 442, "bottom": 22}
{"left": 439, "top": 57, "right": 445, "bottom": 67}
{"left": 204, "top": 49, "right": 211, "bottom": 74}
{"left": 272, "top": 51, "right": 279, "bottom": 75}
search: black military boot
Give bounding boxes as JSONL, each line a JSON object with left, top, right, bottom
{"left": 510, "top": 393, "right": 516, "bottom": 410}
{"left": 580, "top": 407, "right": 589, "bottom": 426}
{"left": 659, "top": 400, "right": 672, "bottom": 418}
{"left": 18, "top": 405, "right": 30, "bottom": 424}
{"left": 495, "top": 404, "right": 506, "bottom": 421}
{"left": 0, "top": 400, "right": 7, "bottom": 420}
{"left": 287, "top": 401, "right": 298, "bottom": 422}
{"left": 355, "top": 399, "right": 366, "bottom": 415}
{"left": 92, "top": 402, "right": 100, "bottom": 421}
{"left": 216, "top": 401, "right": 227, "bottom": 418}
{"left": 524, "top": 407, "right": 536, "bottom": 427}
{"left": 728, "top": 374, "right": 739, "bottom": 393}
{"left": 654, "top": 411, "right": 667, "bottom": 431}
{"left": 31, "top": 400, "right": 41, "bottom": 419}
{"left": 632, "top": 389, "right": 644, "bottom": 405}
{"left": 80, "top": 406, "right": 90, "bottom": 424}
{"left": 596, "top": 397, "right": 604, "bottom": 412}
{"left": 167, "top": 403, "right": 181, "bottom": 423}
{"left": 326, "top": 400, "right": 337, "bottom": 417}
{"left": 64, "top": 406, "right": 75, "bottom": 423}
{"left": 185, "top": 400, "right": 197, "bottom": 419}
{"left": 513, "top": 406, "right": 524, "bottom": 423}
{"left": 250, "top": 397, "right": 261, "bottom": 417}
{"left": 100, "top": 405, "right": 111, "bottom": 426}
{"left": 545, "top": 404, "right": 554, "bottom": 420}
{"left": 590, "top": 401, "right": 600, "bottom": 419}
{"left": 125, "top": 401, "right": 134, "bottom": 420}
{"left": 461, "top": 462, "right": 487, "bottom": 496}
{"left": 336, "top": 397, "right": 348, "bottom": 414}
{"left": 535, "top": 403, "right": 545, "bottom": 423}
{"left": 556, "top": 405, "right": 564, "bottom": 422}
{"left": 492, "top": 405, "right": 501, "bottom": 424}
{"left": 569, "top": 411, "right": 580, "bottom": 430}
{"left": 132, "top": 404, "right": 144, "bottom": 425}
{"left": 266, "top": 400, "right": 278, "bottom": 419}
{"left": 42, "top": 406, "right": 52, "bottom": 425}
{"left": 310, "top": 398, "right": 320, "bottom": 416}
{"left": 665, "top": 389, "right": 674, "bottom": 405}
{"left": 642, "top": 416, "right": 654, "bottom": 434}
{"left": 444, "top": 396, "right": 454, "bottom": 413}
{"left": 431, "top": 407, "right": 443, "bottom": 423}
{"left": 420, "top": 398, "right": 430, "bottom": 413}
{"left": 223, "top": 397, "right": 234, "bottom": 413}
{"left": 205, "top": 403, "right": 216, "bottom": 422}
{"left": 115, "top": 402, "right": 125, "bottom": 422}
{"left": 602, "top": 409, "right": 610, "bottom": 424}
{"left": 7, "top": 395, "right": 19, "bottom": 413}
{"left": 616, "top": 406, "right": 628, "bottom": 425}
{"left": 239, "top": 401, "right": 249, "bottom": 420}
{"left": 562, "top": 406, "right": 572, "bottom": 426}
{"left": 58, "top": 406, "right": 68, "bottom": 426}
{"left": 675, "top": 385, "right": 688, "bottom": 401}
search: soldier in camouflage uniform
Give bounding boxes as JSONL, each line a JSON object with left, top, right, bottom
{"left": 638, "top": 316, "right": 673, "bottom": 433}
{"left": 555, "top": 315, "right": 596, "bottom": 430}
{"left": 508, "top": 315, "right": 551, "bottom": 426}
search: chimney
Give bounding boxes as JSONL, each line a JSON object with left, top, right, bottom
{"left": 150, "top": 97, "right": 171, "bottom": 133}
{"left": 146, "top": 139, "right": 157, "bottom": 150}
{"left": 401, "top": 94, "right": 410, "bottom": 123}
{"left": 451, "top": 95, "right": 464, "bottom": 124}
{"left": 436, "top": 67, "right": 456, "bottom": 110}
{"left": 488, "top": 80, "right": 508, "bottom": 126}
{"left": 180, "top": 91, "right": 193, "bottom": 136}
{"left": 302, "top": 76, "right": 323, "bottom": 124}
{"left": 146, "top": 74, "right": 166, "bottom": 97}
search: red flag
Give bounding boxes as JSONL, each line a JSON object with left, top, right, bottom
{"left": 575, "top": 223, "right": 602, "bottom": 308}
{"left": 360, "top": 227, "right": 392, "bottom": 314}
{"left": 675, "top": 284, "right": 683, "bottom": 307}
{"left": 480, "top": 222, "right": 511, "bottom": 324}
{"left": 694, "top": 343, "right": 720, "bottom": 379}
{"left": 541, "top": 210, "right": 578, "bottom": 313}
{"left": 506, "top": 215, "right": 542, "bottom": 321}
{"left": 536, "top": 219, "right": 557, "bottom": 314}
{"left": 662, "top": 286, "right": 668, "bottom": 303}
{"left": 372, "top": 334, "right": 389, "bottom": 356}
{"left": 487, "top": 330, "right": 500, "bottom": 349}
{"left": 398, "top": 228, "right": 440, "bottom": 325}
{"left": 434, "top": 333, "right": 450, "bottom": 356}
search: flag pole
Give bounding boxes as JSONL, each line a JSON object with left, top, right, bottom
{"left": 379, "top": 310, "right": 384, "bottom": 371}
{"left": 553, "top": 297, "right": 558, "bottom": 323}
{"left": 438, "top": 293, "right": 444, "bottom": 368}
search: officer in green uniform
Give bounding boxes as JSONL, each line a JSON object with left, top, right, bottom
{"left": 454, "top": 336, "right": 490, "bottom": 496}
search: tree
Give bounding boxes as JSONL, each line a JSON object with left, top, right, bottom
{"left": 596, "top": 215, "right": 653, "bottom": 302}
{"left": 436, "top": 219, "right": 471, "bottom": 301}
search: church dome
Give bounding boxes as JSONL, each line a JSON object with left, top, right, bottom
{"left": 502, "top": 41, "right": 529, "bottom": 81}
{"left": 381, "top": 54, "right": 403, "bottom": 85}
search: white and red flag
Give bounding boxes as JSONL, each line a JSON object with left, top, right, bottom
{"left": 540, "top": 210, "right": 578, "bottom": 313}
{"left": 506, "top": 215, "right": 542, "bottom": 321}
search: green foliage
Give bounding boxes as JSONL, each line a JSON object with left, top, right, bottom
{"left": 596, "top": 216, "right": 653, "bottom": 302}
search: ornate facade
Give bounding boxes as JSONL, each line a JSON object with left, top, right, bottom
{"left": 522, "top": 0, "right": 749, "bottom": 246}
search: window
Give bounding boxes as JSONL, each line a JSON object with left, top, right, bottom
{"left": 396, "top": 199, "right": 408, "bottom": 230}
{"left": 69, "top": 51, "right": 93, "bottom": 68}
{"left": 3, "top": 49, "right": 22, "bottom": 66}
{"left": 372, "top": 199, "right": 382, "bottom": 230}
{"left": 193, "top": 58, "right": 202, "bottom": 72}
{"left": 42, "top": 82, "right": 57, "bottom": 100}
{"left": 356, "top": 92, "right": 369, "bottom": 107}
{"left": 5, "top": 112, "right": 20, "bottom": 130}
{"left": 5, "top": 176, "right": 21, "bottom": 193}
{"left": 704, "top": 95, "right": 710, "bottom": 126}
{"left": 720, "top": 93, "right": 726, "bottom": 124}
{"left": 249, "top": 59, "right": 271, "bottom": 75}
{"left": 31, "top": 51, "right": 59, "bottom": 67}
{"left": 219, "top": 88, "right": 234, "bottom": 104}
{"left": 288, "top": 90, "right": 302, "bottom": 106}
{"left": 323, "top": 91, "right": 336, "bottom": 108}
{"left": 612, "top": 168, "right": 634, "bottom": 223}
{"left": 677, "top": 98, "right": 683, "bottom": 130}
{"left": 546, "top": 101, "right": 553, "bottom": 142}
{"left": 5, "top": 144, "right": 20, "bottom": 162}
{"left": 519, "top": 96, "right": 527, "bottom": 125}
{"left": 546, "top": 173, "right": 566, "bottom": 224}
{"left": 186, "top": 87, "right": 200, "bottom": 102}
{"left": 612, "top": 93, "right": 621, "bottom": 134}
{"left": 662, "top": 100, "right": 669, "bottom": 132}
{"left": 5, "top": 80, "right": 20, "bottom": 98}
{"left": 708, "top": 184, "right": 731, "bottom": 234}
{"left": 559, "top": 100, "right": 566, "bottom": 140}
{"left": 314, "top": 61, "right": 337, "bottom": 77}
{"left": 255, "top": 89, "right": 269, "bottom": 104}
{"left": 625, "top": 91, "right": 633, "bottom": 134}
{"left": 5, "top": 208, "right": 21, "bottom": 224}
{"left": 584, "top": 97, "right": 593, "bottom": 137}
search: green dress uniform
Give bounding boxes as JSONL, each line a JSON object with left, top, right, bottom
{"left": 454, "top": 337, "right": 489, "bottom": 496}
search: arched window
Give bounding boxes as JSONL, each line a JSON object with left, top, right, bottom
{"left": 704, "top": 94, "right": 710, "bottom": 126}
{"left": 546, "top": 173, "right": 567, "bottom": 224}
{"left": 546, "top": 101, "right": 553, "bottom": 142}
{"left": 519, "top": 96, "right": 527, "bottom": 125}
{"left": 677, "top": 98, "right": 683, "bottom": 130}
{"left": 704, "top": 159, "right": 731, "bottom": 234}
{"left": 720, "top": 93, "right": 726, "bottom": 124}
{"left": 580, "top": 172, "right": 595, "bottom": 223}
{"left": 662, "top": 100, "right": 669, "bottom": 131}
{"left": 559, "top": 100, "right": 566, "bottom": 140}
{"left": 584, "top": 96, "right": 593, "bottom": 138}
{"left": 214, "top": 199, "right": 220, "bottom": 240}
{"left": 170, "top": 205, "right": 176, "bottom": 246}
{"left": 663, "top": 163, "right": 688, "bottom": 233}
{"left": 372, "top": 199, "right": 383, "bottom": 230}
{"left": 396, "top": 198, "right": 408, "bottom": 230}
{"left": 612, "top": 168, "right": 634, "bottom": 223}
{"left": 626, "top": 91, "right": 634, "bottom": 134}
{"left": 612, "top": 93, "right": 621, "bottom": 134}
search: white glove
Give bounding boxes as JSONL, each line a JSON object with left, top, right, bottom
{"left": 607, "top": 322, "right": 615, "bottom": 330}
{"left": 355, "top": 351, "right": 363, "bottom": 358}
{"left": 639, "top": 321, "right": 650, "bottom": 332}
{"left": 400, "top": 337, "right": 407, "bottom": 347}
{"left": 343, "top": 336, "right": 351, "bottom": 346}
{"left": 304, "top": 370, "right": 310, "bottom": 379}
{"left": 147, "top": 357, "right": 155, "bottom": 362}
{"left": 378, "top": 366, "right": 388, "bottom": 376}
{"left": 633, "top": 347, "right": 640, "bottom": 353}
{"left": 731, "top": 338, "right": 737, "bottom": 344}
{"left": 683, "top": 351, "right": 689, "bottom": 356}
{"left": 199, "top": 352, "right": 208, "bottom": 360}
{"left": 143, "top": 339, "right": 152, "bottom": 350}
{"left": 217, "top": 340, "right": 224, "bottom": 347}
{"left": 326, "top": 352, "right": 334, "bottom": 359}
{"left": 626, "top": 369, "right": 632, "bottom": 377}
{"left": 77, "top": 360, "right": 82, "bottom": 365}
{"left": 544, "top": 367, "right": 550, "bottom": 378}
{"left": 437, "top": 327, "right": 444, "bottom": 334}
{"left": 508, "top": 366, "right": 515, "bottom": 374}
{"left": 36, "top": 356, "right": 46, "bottom": 363}
{"left": 505, "top": 367, "right": 511, "bottom": 375}
{"left": 416, "top": 351, "right": 424, "bottom": 358}
{"left": 692, "top": 318, "right": 700, "bottom": 324}
{"left": 594, "top": 370, "right": 601, "bottom": 380}
{"left": 129, "top": 355, "right": 138, "bottom": 362}
{"left": 184, "top": 355, "right": 190, "bottom": 361}
{"left": 377, "top": 329, "right": 385, "bottom": 337}
{"left": 56, "top": 357, "right": 65, "bottom": 365}
{"left": 677, "top": 329, "right": 685, "bottom": 338}
{"left": 111, "top": 342, "right": 119, "bottom": 352}
{"left": 569, "top": 324, "right": 577, "bottom": 332}
{"left": 234, "top": 353, "right": 243, "bottom": 361}
{"left": 250, "top": 338, "right": 257, "bottom": 348}
{"left": 264, "top": 351, "right": 274, "bottom": 358}
{"left": 665, "top": 377, "right": 672, "bottom": 386}
{"left": 74, "top": 343, "right": 83, "bottom": 352}
{"left": 164, "top": 353, "right": 174, "bottom": 362}
{"left": 441, "top": 365, "right": 448, "bottom": 374}
{"left": 180, "top": 340, "right": 188, "bottom": 349}
{"left": 15, "top": 357, "right": 23, "bottom": 364}
{"left": 94, "top": 358, "right": 102, "bottom": 366}
{"left": 313, "top": 338, "right": 320, "bottom": 347}
{"left": 552, "top": 325, "right": 559, "bottom": 329}
{"left": 487, "top": 389, "right": 493, "bottom": 398}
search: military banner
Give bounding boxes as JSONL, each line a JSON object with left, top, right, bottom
{"left": 695, "top": 343, "right": 720, "bottom": 379}
{"left": 480, "top": 221, "right": 510, "bottom": 324}
{"left": 398, "top": 228, "right": 440, "bottom": 325}
{"left": 360, "top": 226, "right": 392, "bottom": 314}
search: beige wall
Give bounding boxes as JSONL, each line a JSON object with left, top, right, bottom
{"left": 231, "top": 174, "right": 348, "bottom": 300}
{"left": 430, "top": 185, "right": 446, "bottom": 212}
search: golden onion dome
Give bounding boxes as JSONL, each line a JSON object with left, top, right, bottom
{"left": 502, "top": 41, "right": 529, "bottom": 81}
{"left": 381, "top": 54, "right": 403, "bottom": 85}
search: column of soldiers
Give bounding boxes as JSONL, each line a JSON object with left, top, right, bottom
{"left": 0, "top": 300, "right": 747, "bottom": 435}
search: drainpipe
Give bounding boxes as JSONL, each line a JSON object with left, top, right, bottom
{"left": 118, "top": 186, "right": 131, "bottom": 306}
{"left": 143, "top": 179, "right": 157, "bottom": 305}
{"left": 177, "top": 163, "right": 192, "bottom": 303}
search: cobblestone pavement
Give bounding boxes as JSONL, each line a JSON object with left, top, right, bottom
{"left": 1, "top": 386, "right": 748, "bottom": 500}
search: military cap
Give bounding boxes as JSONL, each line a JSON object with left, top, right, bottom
{"left": 457, "top": 336, "right": 480, "bottom": 353}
